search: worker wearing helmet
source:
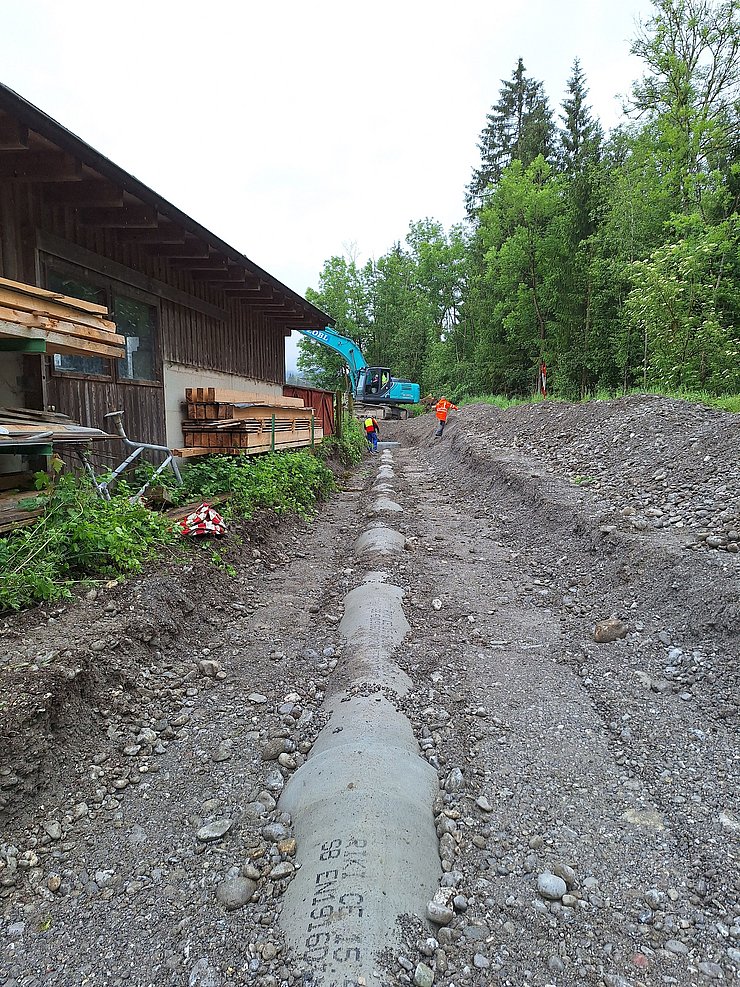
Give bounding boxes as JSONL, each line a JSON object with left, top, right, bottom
{"left": 434, "top": 397, "right": 458, "bottom": 437}
{"left": 364, "top": 414, "right": 380, "bottom": 452}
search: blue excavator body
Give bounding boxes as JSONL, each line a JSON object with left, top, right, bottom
{"left": 298, "top": 327, "right": 420, "bottom": 406}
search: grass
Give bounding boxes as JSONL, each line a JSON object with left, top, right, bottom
{"left": 621, "top": 387, "right": 740, "bottom": 413}
{"left": 457, "top": 388, "right": 739, "bottom": 412}
{"left": 457, "top": 393, "right": 545, "bottom": 409}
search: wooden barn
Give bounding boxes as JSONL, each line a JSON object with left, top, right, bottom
{"left": 0, "top": 82, "right": 333, "bottom": 471}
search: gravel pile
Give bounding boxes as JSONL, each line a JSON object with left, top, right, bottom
{"left": 460, "top": 395, "right": 739, "bottom": 551}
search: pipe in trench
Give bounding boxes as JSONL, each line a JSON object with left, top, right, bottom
{"left": 278, "top": 455, "right": 440, "bottom": 986}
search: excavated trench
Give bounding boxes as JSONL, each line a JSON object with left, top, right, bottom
{"left": 278, "top": 449, "right": 440, "bottom": 986}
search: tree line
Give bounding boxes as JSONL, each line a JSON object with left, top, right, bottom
{"left": 301, "top": 0, "right": 740, "bottom": 400}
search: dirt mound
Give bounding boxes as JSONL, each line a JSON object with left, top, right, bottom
{"left": 387, "top": 396, "right": 739, "bottom": 647}
{"left": 397, "top": 394, "right": 739, "bottom": 549}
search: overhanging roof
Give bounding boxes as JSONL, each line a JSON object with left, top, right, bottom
{"left": 0, "top": 82, "right": 333, "bottom": 330}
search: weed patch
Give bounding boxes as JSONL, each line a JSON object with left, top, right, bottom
{"left": 165, "top": 451, "right": 336, "bottom": 518}
{"left": 315, "top": 417, "right": 367, "bottom": 466}
{"left": 0, "top": 449, "right": 336, "bottom": 614}
{"left": 458, "top": 388, "right": 738, "bottom": 413}
{"left": 0, "top": 472, "right": 175, "bottom": 613}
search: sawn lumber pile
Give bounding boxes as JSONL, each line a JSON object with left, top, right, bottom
{"left": 176, "top": 388, "right": 323, "bottom": 458}
{"left": 0, "top": 277, "right": 125, "bottom": 359}
{"left": 0, "top": 407, "right": 111, "bottom": 450}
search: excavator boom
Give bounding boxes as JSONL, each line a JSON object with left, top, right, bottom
{"left": 296, "top": 326, "right": 420, "bottom": 407}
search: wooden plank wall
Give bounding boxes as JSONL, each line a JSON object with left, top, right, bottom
{"left": 48, "top": 375, "right": 164, "bottom": 469}
{"left": 163, "top": 296, "right": 284, "bottom": 383}
{"left": 0, "top": 182, "right": 287, "bottom": 454}
{"left": 283, "top": 384, "right": 335, "bottom": 436}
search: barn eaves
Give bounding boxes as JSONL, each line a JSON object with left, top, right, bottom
{"left": 0, "top": 82, "right": 332, "bottom": 331}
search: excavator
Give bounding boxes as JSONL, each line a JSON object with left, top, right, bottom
{"left": 297, "top": 326, "right": 420, "bottom": 418}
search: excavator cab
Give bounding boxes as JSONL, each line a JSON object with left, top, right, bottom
{"left": 357, "top": 367, "right": 420, "bottom": 406}
{"left": 359, "top": 367, "right": 392, "bottom": 399}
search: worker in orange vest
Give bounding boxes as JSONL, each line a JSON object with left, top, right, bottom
{"left": 434, "top": 397, "right": 458, "bottom": 437}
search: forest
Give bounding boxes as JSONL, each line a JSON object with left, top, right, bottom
{"left": 299, "top": 0, "right": 740, "bottom": 402}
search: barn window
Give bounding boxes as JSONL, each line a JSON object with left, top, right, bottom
{"left": 46, "top": 263, "right": 159, "bottom": 384}
{"left": 47, "top": 270, "right": 110, "bottom": 377}
{"left": 114, "top": 295, "right": 156, "bottom": 382}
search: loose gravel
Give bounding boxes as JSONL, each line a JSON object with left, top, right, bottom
{"left": 1, "top": 395, "right": 738, "bottom": 987}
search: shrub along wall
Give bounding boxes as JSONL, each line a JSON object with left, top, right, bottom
{"left": 0, "top": 449, "right": 337, "bottom": 613}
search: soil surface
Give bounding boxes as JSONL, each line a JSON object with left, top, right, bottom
{"left": 1, "top": 395, "right": 738, "bottom": 987}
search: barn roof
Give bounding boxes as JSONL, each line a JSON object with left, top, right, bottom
{"left": 0, "top": 82, "right": 332, "bottom": 329}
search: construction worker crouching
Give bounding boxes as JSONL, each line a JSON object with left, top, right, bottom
{"left": 364, "top": 414, "right": 380, "bottom": 452}
{"left": 434, "top": 397, "right": 458, "bottom": 437}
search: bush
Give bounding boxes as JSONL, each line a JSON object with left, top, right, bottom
{"left": 166, "top": 450, "right": 336, "bottom": 518}
{"left": 0, "top": 472, "right": 175, "bottom": 613}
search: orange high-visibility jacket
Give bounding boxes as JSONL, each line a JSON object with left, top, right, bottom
{"left": 435, "top": 399, "right": 458, "bottom": 421}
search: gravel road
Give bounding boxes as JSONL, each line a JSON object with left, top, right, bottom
{"left": 1, "top": 395, "right": 737, "bottom": 987}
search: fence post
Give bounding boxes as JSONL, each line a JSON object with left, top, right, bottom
{"left": 311, "top": 412, "right": 315, "bottom": 447}
{"left": 335, "top": 390, "right": 343, "bottom": 441}
{"left": 271, "top": 413, "right": 275, "bottom": 452}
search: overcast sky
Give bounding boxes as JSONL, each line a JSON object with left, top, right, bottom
{"left": 1, "top": 0, "right": 655, "bottom": 369}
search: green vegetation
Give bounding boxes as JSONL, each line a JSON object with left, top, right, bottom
{"left": 457, "top": 394, "right": 543, "bottom": 409}
{"left": 707, "top": 395, "right": 740, "bottom": 413}
{"left": 165, "top": 451, "right": 335, "bottom": 518}
{"left": 0, "top": 449, "right": 337, "bottom": 613}
{"left": 299, "top": 0, "right": 740, "bottom": 405}
{"left": 458, "top": 387, "right": 740, "bottom": 413}
{"left": 621, "top": 387, "right": 740, "bottom": 413}
{"left": 315, "top": 416, "right": 368, "bottom": 466}
{"left": 0, "top": 469, "right": 174, "bottom": 612}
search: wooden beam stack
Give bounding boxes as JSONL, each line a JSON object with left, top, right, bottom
{"left": 0, "top": 406, "right": 113, "bottom": 455}
{"left": 175, "top": 387, "right": 323, "bottom": 458}
{"left": 0, "top": 276, "right": 125, "bottom": 358}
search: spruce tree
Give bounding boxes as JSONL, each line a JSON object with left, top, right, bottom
{"left": 554, "top": 61, "right": 605, "bottom": 397}
{"left": 559, "top": 58, "right": 603, "bottom": 174}
{"left": 467, "top": 58, "right": 555, "bottom": 216}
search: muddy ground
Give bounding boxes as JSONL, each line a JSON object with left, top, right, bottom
{"left": 0, "top": 395, "right": 738, "bottom": 987}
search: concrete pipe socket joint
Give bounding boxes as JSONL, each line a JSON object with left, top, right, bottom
{"left": 278, "top": 574, "right": 440, "bottom": 985}
{"left": 354, "top": 526, "right": 405, "bottom": 558}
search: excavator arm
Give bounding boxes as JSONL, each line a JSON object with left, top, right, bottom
{"left": 297, "top": 327, "right": 367, "bottom": 395}
{"left": 296, "top": 326, "right": 420, "bottom": 408}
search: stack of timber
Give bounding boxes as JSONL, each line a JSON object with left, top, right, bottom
{"left": 176, "top": 387, "right": 323, "bottom": 458}
{"left": 0, "top": 488, "right": 45, "bottom": 535}
{"left": 0, "top": 407, "right": 111, "bottom": 452}
{"left": 0, "top": 277, "right": 125, "bottom": 358}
